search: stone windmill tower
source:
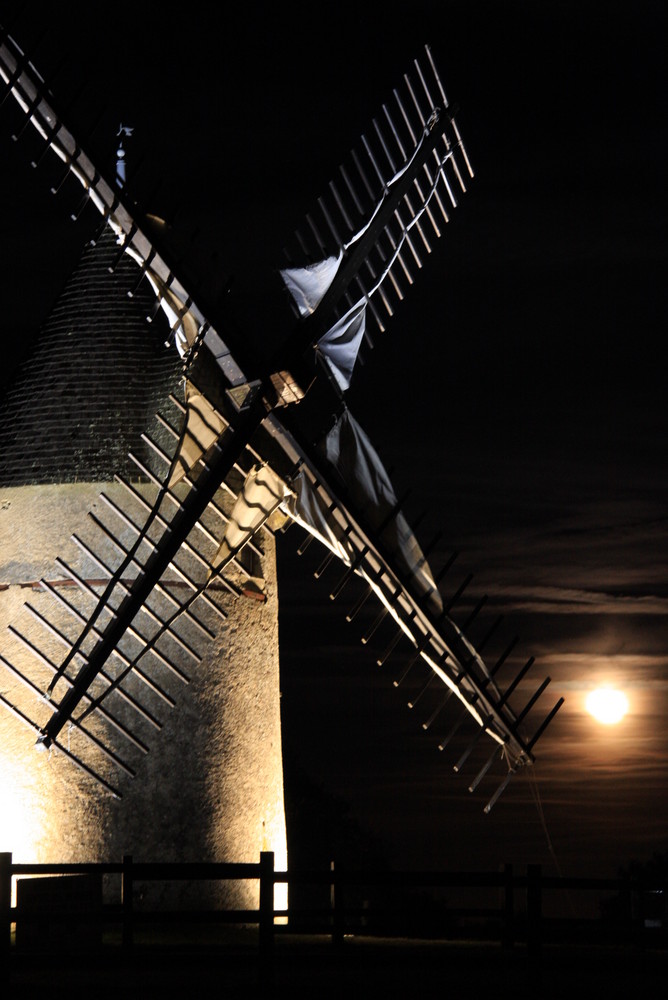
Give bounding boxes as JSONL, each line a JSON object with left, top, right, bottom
{"left": 0, "top": 23, "right": 562, "bottom": 907}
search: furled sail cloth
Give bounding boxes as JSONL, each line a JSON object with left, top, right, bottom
{"left": 279, "top": 123, "right": 445, "bottom": 395}
{"left": 168, "top": 384, "right": 228, "bottom": 487}
{"left": 279, "top": 253, "right": 366, "bottom": 391}
{"left": 320, "top": 408, "right": 443, "bottom": 615}
{"left": 283, "top": 465, "right": 444, "bottom": 660}
{"left": 209, "top": 464, "right": 293, "bottom": 576}
{"left": 280, "top": 253, "right": 343, "bottom": 317}
{"left": 283, "top": 471, "right": 355, "bottom": 566}
{"left": 283, "top": 408, "right": 442, "bottom": 617}
{"left": 281, "top": 443, "right": 489, "bottom": 727}
{"left": 315, "top": 299, "right": 367, "bottom": 392}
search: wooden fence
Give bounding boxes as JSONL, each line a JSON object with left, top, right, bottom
{"left": 1, "top": 851, "right": 665, "bottom": 968}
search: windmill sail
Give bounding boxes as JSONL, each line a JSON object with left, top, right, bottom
{"left": 0, "top": 26, "right": 562, "bottom": 811}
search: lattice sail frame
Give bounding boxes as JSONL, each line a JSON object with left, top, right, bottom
{"left": 0, "top": 27, "right": 562, "bottom": 810}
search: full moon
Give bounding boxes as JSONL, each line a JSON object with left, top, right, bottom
{"left": 586, "top": 688, "right": 629, "bottom": 725}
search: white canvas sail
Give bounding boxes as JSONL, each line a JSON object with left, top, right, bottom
{"left": 316, "top": 300, "right": 367, "bottom": 392}
{"left": 280, "top": 253, "right": 343, "bottom": 317}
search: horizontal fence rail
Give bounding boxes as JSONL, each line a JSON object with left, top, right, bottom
{"left": 1, "top": 851, "right": 665, "bottom": 971}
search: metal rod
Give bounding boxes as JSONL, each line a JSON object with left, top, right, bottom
{"left": 0, "top": 649, "right": 149, "bottom": 762}
{"left": 338, "top": 159, "right": 393, "bottom": 321}
{"left": 392, "top": 87, "right": 442, "bottom": 237}
{"left": 346, "top": 585, "right": 372, "bottom": 623}
{"left": 361, "top": 607, "right": 388, "bottom": 645}
{"left": 414, "top": 56, "right": 437, "bottom": 114}
{"left": 453, "top": 716, "right": 493, "bottom": 773}
{"left": 407, "top": 671, "right": 436, "bottom": 709}
{"left": 70, "top": 536, "right": 190, "bottom": 689}
{"left": 306, "top": 212, "right": 327, "bottom": 253}
{"left": 314, "top": 550, "right": 336, "bottom": 580}
{"left": 350, "top": 146, "right": 377, "bottom": 202}
{"left": 329, "top": 178, "right": 354, "bottom": 231}
{"left": 99, "top": 490, "right": 222, "bottom": 633}
{"left": 444, "top": 573, "right": 473, "bottom": 614}
{"left": 497, "top": 656, "right": 535, "bottom": 709}
{"left": 38, "top": 391, "right": 273, "bottom": 745}
{"left": 437, "top": 703, "right": 470, "bottom": 751}
{"left": 376, "top": 627, "right": 405, "bottom": 666}
{"left": 393, "top": 632, "right": 431, "bottom": 687}
{"left": 515, "top": 677, "right": 552, "bottom": 726}
{"left": 468, "top": 742, "right": 504, "bottom": 794}
{"left": 8, "top": 624, "right": 64, "bottom": 674}
{"left": 374, "top": 115, "right": 426, "bottom": 262}
{"left": 424, "top": 44, "right": 449, "bottom": 107}
{"left": 361, "top": 133, "right": 412, "bottom": 287}
{"left": 372, "top": 117, "right": 422, "bottom": 262}
{"left": 422, "top": 686, "right": 453, "bottom": 730}
{"left": 296, "top": 531, "right": 315, "bottom": 556}
{"left": 318, "top": 195, "right": 342, "bottom": 247}
{"left": 460, "top": 595, "right": 487, "bottom": 632}
{"left": 403, "top": 73, "right": 450, "bottom": 224}
{"left": 484, "top": 769, "right": 516, "bottom": 814}
{"left": 330, "top": 544, "right": 369, "bottom": 601}
{"left": 488, "top": 636, "right": 519, "bottom": 679}
{"left": 433, "top": 144, "right": 458, "bottom": 207}
{"left": 99, "top": 494, "right": 217, "bottom": 640}
{"left": 0, "top": 689, "right": 121, "bottom": 798}
{"left": 475, "top": 615, "right": 504, "bottom": 655}
{"left": 113, "top": 474, "right": 234, "bottom": 615}
{"left": 338, "top": 163, "right": 365, "bottom": 215}
{"left": 526, "top": 698, "right": 564, "bottom": 752}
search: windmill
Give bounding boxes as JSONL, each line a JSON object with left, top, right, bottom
{"left": 0, "top": 15, "right": 562, "bottom": 865}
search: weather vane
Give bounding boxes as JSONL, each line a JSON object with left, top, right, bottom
{"left": 115, "top": 123, "right": 133, "bottom": 187}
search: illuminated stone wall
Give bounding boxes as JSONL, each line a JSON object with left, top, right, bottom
{"left": 0, "top": 225, "right": 288, "bottom": 910}
{"left": 0, "top": 483, "right": 287, "bottom": 910}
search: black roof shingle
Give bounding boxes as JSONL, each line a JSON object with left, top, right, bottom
{"left": 0, "top": 226, "right": 182, "bottom": 486}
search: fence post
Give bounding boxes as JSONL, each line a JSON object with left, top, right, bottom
{"left": 330, "top": 860, "right": 344, "bottom": 949}
{"left": 122, "top": 854, "right": 133, "bottom": 953}
{"left": 618, "top": 872, "right": 637, "bottom": 946}
{"left": 526, "top": 863, "right": 542, "bottom": 960}
{"left": 0, "top": 852, "right": 11, "bottom": 962}
{"left": 500, "top": 863, "right": 514, "bottom": 949}
{"left": 259, "top": 851, "right": 275, "bottom": 980}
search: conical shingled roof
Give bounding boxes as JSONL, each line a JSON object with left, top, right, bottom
{"left": 0, "top": 226, "right": 182, "bottom": 486}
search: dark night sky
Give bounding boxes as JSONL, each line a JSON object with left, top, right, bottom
{"left": 1, "top": 0, "right": 667, "bottom": 894}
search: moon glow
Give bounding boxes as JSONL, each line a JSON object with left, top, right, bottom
{"left": 586, "top": 688, "right": 629, "bottom": 725}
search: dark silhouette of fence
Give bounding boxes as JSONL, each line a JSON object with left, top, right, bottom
{"left": 1, "top": 850, "right": 665, "bottom": 975}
